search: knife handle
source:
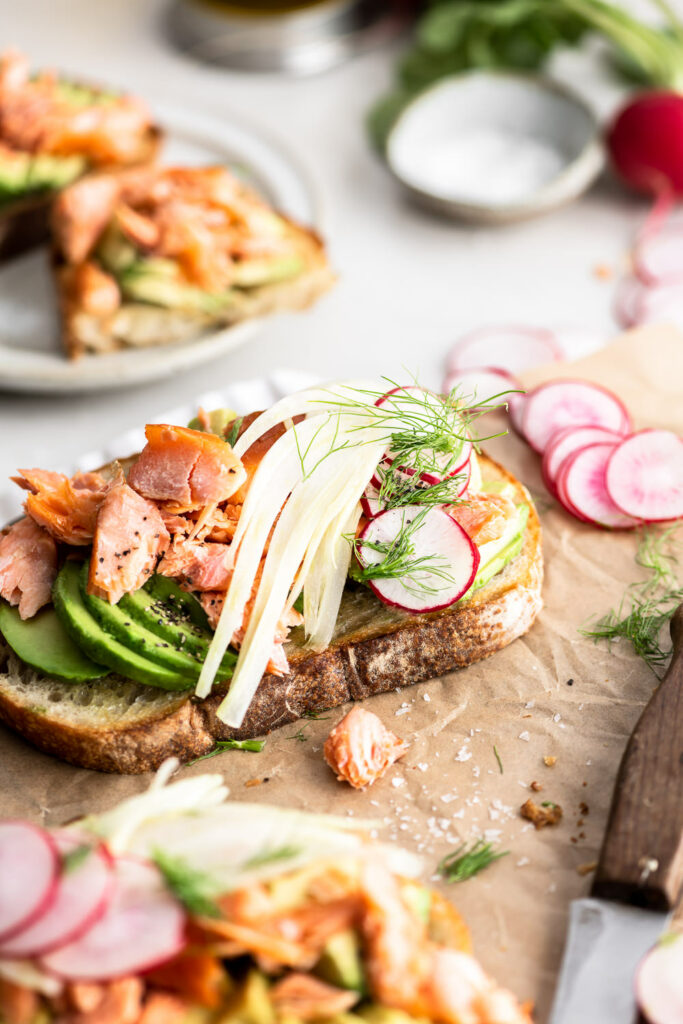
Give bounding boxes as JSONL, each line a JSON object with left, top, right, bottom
{"left": 592, "top": 605, "right": 683, "bottom": 911}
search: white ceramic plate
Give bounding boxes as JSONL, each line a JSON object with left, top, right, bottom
{"left": 0, "top": 368, "right": 318, "bottom": 524}
{"left": 0, "top": 103, "right": 322, "bottom": 394}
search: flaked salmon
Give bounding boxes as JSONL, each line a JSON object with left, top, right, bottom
{"left": 88, "top": 480, "right": 169, "bottom": 604}
{"left": 0, "top": 977, "right": 39, "bottom": 1024}
{"left": 0, "top": 517, "right": 58, "bottom": 619}
{"left": 157, "top": 539, "right": 232, "bottom": 592}
{"left": 324, "top": 706, "right": 408, "bottom": 790}
{"left": 270, "top": 973, "right": 359, "bottom": 1019}
{"left": 360, "top": 863, "right": 532, "bottom": 1024}
{"left": 145, "top": 954, "right": 227, "bottom": 1010}
{"left": 0, "top": 50, "right": 152, "bottom": 166}
{"left": 52, "top": 175, "right": 123, "bottom": 265}
{"left": 448, "top": 493, "right": 517, "bottom": 545}
{"left": 14, "top": 468, "right": 110, "bottom": 546}
{"left": 128, "top": 425, "right": 246, "bottom": 512}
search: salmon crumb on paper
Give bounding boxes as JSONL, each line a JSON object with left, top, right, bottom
{"left": 323, "top": 706, "right": 408, "bottom": 790}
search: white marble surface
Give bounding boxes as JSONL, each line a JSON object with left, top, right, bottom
{"left": 0, "top": 0, "right": 648, "bottom": 489}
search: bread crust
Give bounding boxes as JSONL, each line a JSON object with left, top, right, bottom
{"left": 0, "top": 455, "right": 542, "bottom": 773}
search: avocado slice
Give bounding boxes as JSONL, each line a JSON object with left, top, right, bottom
{"left": 470, "top": 504, "right": 529, "bottom": 594}
{"left": 187, "top": 408, "right": 238, "bottom": 437}
{"left": 0, "top": 152, "right": 31, "bottom": 200}
{"left": 25, "top": 154, "right": 87, "bottom": 193}
{"left": 53, "top": 562, "right": 193, "bottom": 692}
{"left": 359, "top": 1008, "right": 431, "bottom": 1024}
{"left": 316, "top": 929, "right": 366, "bottom": 994}
{"left": 232, "top": 254, "right": 304, "bottom": 289}
{"left": 97, "top": 223, "right": 138, "bottom": 275}
{"left": 0, "top": 600, "right": 108, "bottom": 683}
{"left": 227, "top": 970, "right": 275, "bottom": 1024}
{"left": 145, "top": 574, "right": 211, "bottom": 629}
{"left": 119, "top": 263, "right": 238, "bottom": 315}
{"left": 79, "top": 563, "right": 233, "bottom": 683}
{"left": 119, "top": 579, "right": 236, "bottom": 673}
{"left": 402, "top": 881, "right": 431, "bottom": 924}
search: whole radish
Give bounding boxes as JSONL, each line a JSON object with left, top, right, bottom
{"left": 607, "top": 92, "right": 683, "bottom": 197}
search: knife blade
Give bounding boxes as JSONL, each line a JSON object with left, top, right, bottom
{"left": 548, "top": 605, "right": 683, "bottom": 1024}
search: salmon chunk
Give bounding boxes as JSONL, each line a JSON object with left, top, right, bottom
{"left": 128, "top": 425, "right": 246, "bottom": 512}
{"left": 0, "top": 517, "right": 58, "bottom": 619}
{"left": 52, "top": 174, "right": 122, "bottom": 264}
{"left": 448, "top": 493, "right": 516, "bottom": 545}
{"left": 0, "top": 978, "right": 39, "bottom": 1024}
{"left": 323, "top": 707, "right": 408, "bottom": 790}
{"left": 14, "top": 468, "right": 110, "bottom": 546}
{"left": 88, "top": 480, "right": 169, "bottom": 604}
{"left": 270, "top": 973, "right": 359, "bottom": 1020}
{"left": 158, "top": 539, "right": 232, "bottom": 592}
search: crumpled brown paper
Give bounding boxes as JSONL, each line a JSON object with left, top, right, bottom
{"left": 2, "top": 325, "right": 682, "bottom": 1022}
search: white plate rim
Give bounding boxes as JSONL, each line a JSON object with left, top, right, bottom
{"left": 0, "top": 101, "right": 324, "bottom": 394}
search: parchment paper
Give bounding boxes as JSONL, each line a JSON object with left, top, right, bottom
{"left": 3, "top": 325, "right": 682, "bottom": 1022}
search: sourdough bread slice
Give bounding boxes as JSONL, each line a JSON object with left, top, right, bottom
{"left": 55, "top": 220, "right": 335, "bottom": 359}
{"left": 0, "top": 455, "right": 542, "bottom": 773}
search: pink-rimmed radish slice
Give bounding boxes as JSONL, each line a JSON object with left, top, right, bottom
{"left": 507, "top": 393, "right": 527, "bottom": 438}
{"left": 41, "top": 856, "right": 186, "bottom": 981}
{"left": 636, "top": 281, "right": 683, "bottom": 331}
{"left": 635, "top": 933, "right": 683, "bottom": 1024}
{"left": 634, "top": 226, "right": 683, "bottom": 286}
{"left": 442, "top": 367, "right": 521, "bottom": 411}
{"left": 613, "top": 275, "right": 646, "bottom": 328}
{"left": 446, "top": 325, "right": 562, "bottom": 375}
{"left": 361, "top": 483, "right": 383, "bottom": 518}
{"left": 542, "top": 425, "right": 625, "bottom": 495}
{"left": 606, "top": 430, "right": 683, "bottom": 522}
{"left": 357, "top": 506, "right": 479, "bottom": 613}
{"left": 522, "top": 379, "right": 631, "bottom": 454}
{"left": 559, "top": 444, "right": 641, "bottom": 529}
{"left": 0, "top": 834, "right": 113, "bottom": 959}
{"left": 376, "top": 387, "right": 472, "bottom": 486}
{"left": 0, "top": 823, "right": 59, "bottom": 943}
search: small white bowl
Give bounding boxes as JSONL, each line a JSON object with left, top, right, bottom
{"left": 386, "top": 71, "right": 604, "bottom": 224}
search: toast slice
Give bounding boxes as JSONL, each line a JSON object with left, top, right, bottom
{"left": 50, "top": 165, "right": 334, "bottom": 358}
{"left": 0, "top": 454, "right": 542, "bottom": 774}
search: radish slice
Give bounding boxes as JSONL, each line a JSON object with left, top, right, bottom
{"left": 361, "top": 484, "right": 383, "bottom": 518}
{"left": 442, "top": 367, "right": 521, "bottom": 410}
{"left": 0, "top": 834, "right": 113, "bottom": 959}
{"left": 560, "top": 444, "right": 641, "bottom": 529}
{"left": 606, "top": 430, "right": 683, "bottom": 522}
{"left": 635, "top": 933, "right": 683, "bottom": 1024}
{"left": 0, "top": 823, "right": 59, "bottom": 943}
{"left": 357, "top": 506, "right": 479, "bottom": 613}
{"left": 614, "top": 275, "right": 647, "bottom": 328}
{"left": 376, "top": 386, "right": 472, "bottom": 485}
{"left": 542, "top": 425, "right": 625, "bottom": 495}
{"left": 636, "top": 280, "right": 683, "bottom": 331}
{"left": 508, "top": 393, "right": 527, "bottom": 438}
{"left": 634, "top": 226, "right": 683, "bottom": 286}
{"left": 446, "top": 325, "right": 562, "bottom": 375}
{"left": 522, "top": 380, "right": 631, "bottom": 454}
{"left": 41, "top": 857, "right": 186, "bottom": 981}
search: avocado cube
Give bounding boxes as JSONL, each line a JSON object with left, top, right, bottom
{"left": 316, "top": 929, "right": 366, "bottom": 994}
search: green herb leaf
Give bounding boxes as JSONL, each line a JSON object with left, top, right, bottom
{"left": 187, "top": 738, "right": 266, "bottom": 766}
{"left": 153, "top": 849, "right": 223, "bottom": 918}
{"left": 582, "top": 525, "right": 683, "bottom": 676}
{"left": 493, "top": 745, "right": 504, "bottom": 775}
{"left": 242, "top": 844, "right": 302, "bottom": 870}
{"left": 225, "top": 416, "right": 244, "bottom": 448}
{"left": 438, "top": 839, "right": 509, "bottom": 883}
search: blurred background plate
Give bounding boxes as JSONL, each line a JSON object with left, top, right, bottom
{"left": 0, "top": 101, "right": 323, "bottom": 395}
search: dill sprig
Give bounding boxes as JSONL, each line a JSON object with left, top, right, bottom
{"left": 187, "top": 738, "right": 265, "bottom": 765}
{"left": 351, "top": 507, "right": 457, "bottom": 598}
{"left": 62, "top": 844, "right": 92, "bottom": 874}
{"left": 493, "top": 745, "right": 504, "bottom": 775}
{"left": 581, "top": 525, "right": 683, "bottom": 677}
{"left": 154, "top": 850, "right": 223, "bottom": 919}
{"left": 373, "top": 461, "right": 469, "bottom": 512}
{"left": 438, "top": 839, "right": 509, "bottom": 883}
